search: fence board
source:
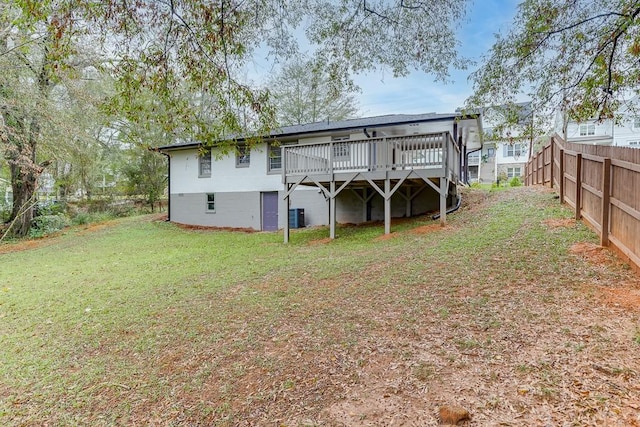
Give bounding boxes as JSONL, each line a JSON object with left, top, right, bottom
{"left": 525, "top": 135, "right": 640, "bottom": 271}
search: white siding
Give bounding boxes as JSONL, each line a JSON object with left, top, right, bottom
{"left": 169, "top": 143, "right": 282, "bottom": 194}
{"left": 565, "top": 121, "right": 612, "bottom": 142}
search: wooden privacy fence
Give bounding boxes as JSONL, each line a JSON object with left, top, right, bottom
{"left": 525, "top": 135, "right": 640, "bottom": 271}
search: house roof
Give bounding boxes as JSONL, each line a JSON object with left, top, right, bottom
{"left": 158, "top": 112, "right": 478, "bottom": 151}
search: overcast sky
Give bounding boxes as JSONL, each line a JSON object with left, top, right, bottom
{"left": 352, "top": 0, "right": 520, "bottom": 116}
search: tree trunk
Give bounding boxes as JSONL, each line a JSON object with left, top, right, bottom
{"left": 6, "top": 121, "right": 42, "bottom": 237}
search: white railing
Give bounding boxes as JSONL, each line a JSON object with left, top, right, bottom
{"left": 284, "top": 132, "right": 459, "bottom": 179}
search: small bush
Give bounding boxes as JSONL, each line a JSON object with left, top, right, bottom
{"left": 30, "top": 214, "right": 70, "bottom": 238}
{"left": 509, "top": 176, "right": 522, "bottom": 187}
{"left": 71, "top": 211, "right": 114, "bottom": 226}
{"left": 35, "top": 200, "right": 66, "bottom": 216}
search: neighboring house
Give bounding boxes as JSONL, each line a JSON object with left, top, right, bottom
{"left": 158, "top": 112, "right": 482, "bottom": 239}
{"left": 559, "top": 100, "right": 640, "bottom": 147}
{"left": 468, "top": 103, "right": 532, "bottom": 183}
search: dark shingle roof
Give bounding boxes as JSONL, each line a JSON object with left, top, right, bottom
{"left": 158, "top": 112, "right": 472, "bottom": 151}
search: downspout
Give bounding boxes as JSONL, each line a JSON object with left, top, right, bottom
{"left": 466, "top": 147, "right": 482, "bottom": 184}
{"left": 432, "top": 194, "right": 462, "bottom": 220}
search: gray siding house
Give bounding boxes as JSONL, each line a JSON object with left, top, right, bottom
{"left": 159, "top": 112, "right": 482, "bottom": 240}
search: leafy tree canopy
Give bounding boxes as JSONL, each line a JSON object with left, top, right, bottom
{"left": 268, "top": 58, "right": 360, "bottom": 126}
{"left": 10, "top": 0, "right": 468, "bottom": 146}
{"left": 468, "top": 0, "right": 640, "bottom": 129}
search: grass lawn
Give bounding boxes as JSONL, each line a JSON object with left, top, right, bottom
{"left": 1, "top": 186, "right": 639, "bottom": 426}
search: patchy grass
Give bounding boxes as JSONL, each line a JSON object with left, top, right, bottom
{"left": 1, "top": 187, "right": 639, "bottom": 425}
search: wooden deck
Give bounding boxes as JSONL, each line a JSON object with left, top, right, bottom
{"left": 282, "top": 132, "right": 461, "bottom": 241}
{"left": 283, "top": 132, "right": 460, "bottom": 184}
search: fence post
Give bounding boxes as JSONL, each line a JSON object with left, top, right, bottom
{"left": 575, "top": 153, "right": 582, "bottom": 220}
{"left": 541, "top": 147, "right": 547, "bottom": 186}
{"left": 549, "top": 139, "right": 555, "bottom": 188}
{"left": 538, "top": 151, "right": 543, "bottom": 184}
{"left": 559, "top": 148, "right": 565, "bottom": 204}
{"left": 601, "top": 158, "right": 611, "bottom": 246}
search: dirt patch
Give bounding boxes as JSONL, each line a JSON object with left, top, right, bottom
{"left": 410, "top": 223, "right": 448, "bottom": 235}
{"left": 569, "top": 242, "right": 614, "bottom": 266}
{"left": 373, "top": 232, "right": 397, "bottom": 241}
{"left": 597, "top": 284, "right": 640, "bottom": 311}
{"left": 77, "top": 220, "right": 121, "bottom": 235}
{"left": 0, "top": 238, "right": 52, "bottom": 254}
{"left": 543, "top": 218, "right": 576, "bottom": 228}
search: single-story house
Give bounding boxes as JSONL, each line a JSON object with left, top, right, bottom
{"left": 158, "top": 112, "right": 482, "bottom": 240}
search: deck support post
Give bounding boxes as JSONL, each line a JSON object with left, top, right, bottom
{"left": 405, "top": 187, "right": 412, "bottom": 218}
{"left": 384, "top": 177, "right": 391, "bottom": 234}
{"left": 329, "top": 181, "right": 336, "bottom": 239}
{"left": 440, "top": 178, "right": 447, "bottom": 226}
{"left": 283, "top": 185, "right": 290, "bottom": 243}
{"left": 363, "top": 188, "right": 368, "bottom": 222}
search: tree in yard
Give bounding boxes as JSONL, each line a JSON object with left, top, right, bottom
{"left": 0, "top": 1, "right": 74, "bottom": 237}
{"left": 122, "top": 148, "right": 166, "bottom": 213}
{"left": 3, "top": 0, "right": 469, "bottom": 236}
{"left": 90, "top": 0, "right": 468, "bottom": 142}
{"left": 468, "top": 0, "right": 640, "bottom": 133}
{"left": 268, "top": 59, "right": 360, "bottom": 126}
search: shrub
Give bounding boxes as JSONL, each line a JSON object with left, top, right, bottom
{"left": 71, "top": 211, "right": 114, "bottom": 226}
{"left": 30, "top": 214, "right": 70, "bottom": 238}
{"left": 509, "top": 176, "right": 522, "bottom": 187}
{"left": 35, "top": 200, "right": 66, "bottom": 216}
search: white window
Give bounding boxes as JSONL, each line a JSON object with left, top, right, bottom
{"left": 199, "top": 151, "right": 211, "bottom": 177}
{"left": 579, "top": 124, "right": 596, "bottom": 136}
{"left": 507, "top": 167, "right": 522, "bottom": 178}
{"left": 236, "top": 145, "right": 250, "bottom": 167}
{"left": 505, "top": 143, "right": 523, "bottom": 157}
{"left": 206, "top": 193, "right": 215, "bottom": 212}
{"left": 633, "top": 117, "right": 640, "bottom": 129}
{"left": 629, "top": 141, "right": 639, "bottom": 146}
{"left": 268, "top": 144, "right": 282, "bottom": 172}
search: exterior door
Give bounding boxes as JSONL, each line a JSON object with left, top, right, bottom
{"left": 262, "top": 192, "right": 279, "bottom": 231}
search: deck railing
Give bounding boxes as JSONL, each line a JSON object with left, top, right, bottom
{"left": 283, "top": 132, "right": 459, "bottom": 179}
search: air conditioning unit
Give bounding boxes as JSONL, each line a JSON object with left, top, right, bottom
{"left": 289, "top": 208, "right": 305, "bottom": 229}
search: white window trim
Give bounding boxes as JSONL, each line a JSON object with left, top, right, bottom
{"left": 206, "top": 193, "right": 215, "bottom": 212}
{"left": 267, "top": 144, "right": 282, "bottom": 174}
{"left": 579, "top": 123, "right": 596, "bottom": 136}
{"left": 235, "top": 145, "right": 250, "bottom": 168}
{"left": 199, "top": 151, "right": 211, "bottom": 178}
{"left": 507, "top": 166, "right": 522, "bottom": 178}
{"left": 505, "top": 143, "right": 523, "bottom": 157}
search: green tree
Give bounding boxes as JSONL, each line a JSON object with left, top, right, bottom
{"left": 122, "top": 148, "right": 166, "bottom": 212}
{"left": 0, "top": 2, "right": 74, "bottom": 237}
{"left": 3, "top": 0, "right": 469, "bottom": 237}
{"left": 268, "top": 59, "right": 360, "bottom": 125}
{"left": 468, "top": 0, "right": 640, "bottom": 129}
